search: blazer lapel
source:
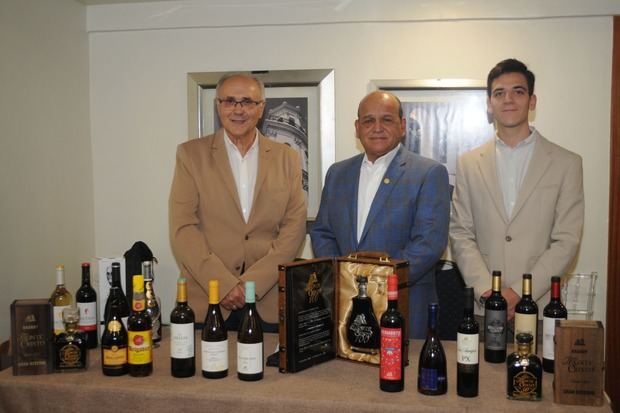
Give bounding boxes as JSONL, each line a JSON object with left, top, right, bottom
{"left": 211, "top": 129, "right": 244, "bottom": 219}
{"left": 477, "top": 140, "right": 509, "bottom": 224}
{"left": 249, "top": 133, "right": 272, "bottom": 222}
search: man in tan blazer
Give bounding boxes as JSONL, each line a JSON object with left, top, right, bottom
{"left": 169, "top": 73, "right": 306, "bottom": 329}
{"left": 450, "top": 59, "right": 584, "bottom": 319}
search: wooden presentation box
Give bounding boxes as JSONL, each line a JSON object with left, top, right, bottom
{"left": 10, "top": 299, "right": 54, "bottom": 375}
{"left": 553, "top": 320, "right": 605, "bottom": 406}
{"left": 278, "top": 253, "right": 409, "bottom": 373}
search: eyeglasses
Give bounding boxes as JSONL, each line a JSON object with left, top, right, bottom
{"left": 216, "top": 97, "right": 264, "bottom": 109}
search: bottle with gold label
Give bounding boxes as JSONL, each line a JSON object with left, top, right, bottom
{"left": 101, "top": 290, "right": 128, "bottom": 376}
{"left": 142, "top": 261, "right": 162, "bottom": 345}
{"left": 127, "top": 275, "right": 153, "bottom": 377}
{"left": 54, "top": 307, "right": 88, "bottom": 372}
{"left": 51, "top": 264, "right": 73, "bottom": 335}
{"left": 506, "top": 332, "right": 542, "bottom": 401}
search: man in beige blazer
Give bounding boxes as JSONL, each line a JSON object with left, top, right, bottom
{"left": 450, "top": 59, "right": 584, "bottom": 319}
{"left": 169, "top": 73, "right": 306, "bottom": 329}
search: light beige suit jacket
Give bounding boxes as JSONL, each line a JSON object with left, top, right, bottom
{"left": 450, "top": 132, "right": 584, "bottom": 314}
{"left": 169, "top": 129, "right": 307, "bottom": 323}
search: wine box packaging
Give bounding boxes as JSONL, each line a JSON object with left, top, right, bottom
{"left": 10, "top": 299, "right": 54, "bottom": 375}
{"left": 278, "top": 253, "right": 409, "bottom": 373}
{"left": 553, "top": 320, "right": 605, "bottom": 406}
{"left": 96, "top": 257, "right": 126, "bottom": 323}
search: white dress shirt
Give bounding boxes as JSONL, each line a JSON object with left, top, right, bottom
{"left": 224, "top": 130, "right": 259, "bottom": 223}
{"left": 495, "top": 128, "right": 537, "bottom": 218}
{"left": 357, "top": 144, "right": 401, "bottom": 242}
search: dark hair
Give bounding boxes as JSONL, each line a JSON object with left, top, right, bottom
{"left": 487, "top": 59, "right": 535, "bottom": 97}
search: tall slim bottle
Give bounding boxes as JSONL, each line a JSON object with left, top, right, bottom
{"left": 542, "top": 276, "right": 567, "bottom": 372}
{"left": 380, "top": 274, "right": 405, "bottom": 392}
{"left": 142, "top": 261, "right": 162, "bottom": 345}
{"left": 76, "top": 262, "right": 98, "bottom": 348}
{"left": 51, "top": 264, "right": 72, "bottom": 335}
{"left": 101, "top": 295, "right": 129, "bottom": 376}
{"left": 514, "top": 273, "right": 538, "bottom": 354}
{"left": 457, "top": 287, "right": 479, "bottom": 397}
{"left": 104, "top": 262, "right": 130, "bottom": 328}
{"left": 237, "top": 281, "right": 264, "bottom": 381}
{"left": 418, "top": 303, "right": 447, "bottom": 395}
{"left": 484, "top": 270, "right": 507, "bottom": 363}
{"left": 202, "top": 280, "right": 228, "bottom": 379}
{"left": 127, "top": 275, "right": 153, "bottom": 377}
{"left": 170, "top": 278, "right": 195, "bottom": 377}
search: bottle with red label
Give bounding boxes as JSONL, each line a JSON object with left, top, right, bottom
{"left": 380, "top": 274, "right": 405, "bottom": 392}
{"left": 76, "top": 262, "right": 98, "bottom": 348}
{"left": 127, "top": 274, "right": 153, "bottom": 377}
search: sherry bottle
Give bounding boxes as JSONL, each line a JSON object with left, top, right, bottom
{"left": 54, "top": 307, "right": 88, "bottom": 372}
{"left": 142, "top": 261, "right": 162, "bottom": 345}
{"left": 127, "top": 274, "right": 153, "bottom": 377}
{"left": 506, "top": 332, "right": 542, "bottom": 401}
{"left": 457, "top": 287, "right": 479, "bottom": 397}
{"left": 418, "top": 303, "right": 447, "bottom": 395}
{"left": 484, "top": 270, "right": 507, "bottom": 363}
{"left": 201, "top": 280, "right": 228, "bottom": 379}
{"left": 346, "top": 276, "right": 380, "bottom": 354}
{"left": 514, "top": 273, "right": 538, "bottom": 354}
{"left": 103, "top": 262, "right": 130, "bottom": 328}
{"left": 542, "top": 276, "right": 567, "bottom": 373}
{"left": 170, "top": 277, "right": 195, "bottom": 378}
{"left": 101, "top": 295, "right": 129, "bottom": 376}
{"left": 76, "top": 262, "right": 98, "bottom": 349}
{"left": 380, "top": 274, "right": 405, "bottom": 392}
{"left": 51, "top": 264, "right": 72, "bottom": 335}
{"left": 237, "top": 281, "right": 264, "bottom": 381}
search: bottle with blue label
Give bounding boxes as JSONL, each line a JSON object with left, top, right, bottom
{"left": 418, "top": 302, "right": 447, "bottom": 395}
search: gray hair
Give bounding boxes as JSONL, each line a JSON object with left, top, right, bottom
{"left": 215, "top": 72, "right": 265, "bottom": 100}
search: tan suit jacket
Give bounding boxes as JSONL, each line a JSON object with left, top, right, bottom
{"left": 450, "top": 132, "right": 584, "bottom": 314}
{"left": 169, "top": 129, "right": 307, "bottom": 323}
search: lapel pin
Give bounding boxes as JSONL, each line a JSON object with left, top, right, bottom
{"left": 383, "top": 178, "right": 390, "bottom": 184}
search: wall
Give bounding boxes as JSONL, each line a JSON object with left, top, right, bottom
{"left": 0, "top": 0, "right": 93, "bottom": 341}
{"left": 88, "top": 2, "right": 613, "bottom": 323}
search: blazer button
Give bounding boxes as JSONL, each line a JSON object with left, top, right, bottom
{"left": 505, "top": 235, "right": 512, "bottom": 242}
{"left": 245, "top": 235, "right": 249, "bottom": 240}
{"left": 235, "top": 266, "right": 241, "bottom": 271}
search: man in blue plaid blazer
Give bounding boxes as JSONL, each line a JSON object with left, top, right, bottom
{"left": 310, "top": 91, "right": 450, "bottom": 339}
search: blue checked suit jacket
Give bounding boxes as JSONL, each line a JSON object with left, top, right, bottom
{"left": 310, "top": 146, "right": 450, "bottom": 339}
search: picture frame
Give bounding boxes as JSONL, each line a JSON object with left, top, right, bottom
{"left": 188, "top": 69, "right": 335, "bottom": 221}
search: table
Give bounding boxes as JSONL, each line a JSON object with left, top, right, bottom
{"left": 0, "top": 331, "right": 612, "bottom": 413}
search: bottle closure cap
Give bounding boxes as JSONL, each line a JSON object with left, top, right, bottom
{"left": 245, "top": 281, "right": 256, "bottom": 304}
{"left": 387, "top": 274, "right": 398, "bottom": 300}
{"left": 208, "top": 280, "right": 220, "bottom": 304}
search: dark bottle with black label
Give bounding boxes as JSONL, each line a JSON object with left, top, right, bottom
{"left": 104, "top": 262, "right": 130, "bottom": 328}
{"left": 380, "top": 274, "right": 405, "bottom": 392}
{"left": 484, "top": 270, "right": 507, "bottom": 363}
{"left": 514, "top": 273, "right": 538, "bottom": 354}
{"left": 418, "top": 303, "right": 447, "bottom": 395}
{"left": 76, "top": 262, "right": 98, "bottom": 349}
{"left": 542, "top": 276, "right": 567, "bottom": 373}
{"left": 346, "top": 276, "right": 380, "bottom": 354}
{"left": 457, "top": 287, "right": 479, "bottom": 397}
{"left": 54, "top": 307, "right": 88, "bottom": 372}
{"left": 507, "top": 332, "right": 542, "bottom": 401}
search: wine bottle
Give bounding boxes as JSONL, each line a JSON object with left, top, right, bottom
{"left": 542, "top": 276, "right": 567, "bottom": 373}
{"left": 101, "top": 293, "right": 129, "bottom": 376}
{"left": 76, "top": 262, "right": 98, "bottom": 349}
{"left": 142, "top": 261, "right": 162, "bottom": 345}
{"left": 514, "top": 273, "right": 538, "bottom": 354}
{"left": 380, "top": 274, "right": 405, "bottom": 392}
{"left": 104, "top": 262, "right": 130, "bottom": 328}
{"left": 127, "top": 274, "right": 153, "bottom": 377}
{"left": 201, "top": 280, "right": 228, "bottom": 379}
{"left": 484, "top": 270, "right": 507, "bottom": 363}
{"left": 170, "top": 277, "right": 195, "bottom": 378}
{"left": 418, "top": 303, "right": 447, "bottom": 395}
{"left": 51, "top": 264, "right": 72, "bottom": 335}
{"left": 457, "top": 287, "right": 479, "bottom": 397}
{"left": 506, "top": 333, "right": 542, "bottom": 401}
{"left": 237, "top": 281, "right": 264, "bottom": 381}
{"left": 346, "top": 276, "right": 380, "bottom": 354}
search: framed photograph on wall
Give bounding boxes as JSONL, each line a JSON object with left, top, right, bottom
{"left": 188, "top": 69, "right": 335, "bottom": 221}
{"left": 370, "top": 79, "right": 495, "bottom": 187}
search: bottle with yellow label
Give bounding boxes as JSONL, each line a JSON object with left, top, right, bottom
{"left": 101, "top": 288, "right": 128, "bottom": 376}
{"left": 127, "top": 274, "right": 153, "bottom": 377}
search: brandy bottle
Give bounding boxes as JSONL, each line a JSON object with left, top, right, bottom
{"left": 506, "top": 332, "right": 542, "bottom": 401}
{"left": 54, "top": 307, "right": 88, "bottom": 372}
{"left": 346, "top": 276, "right": 380, "bottom": 354}
{"left": 142, "top": 261, "right": 162, "bottom": 345}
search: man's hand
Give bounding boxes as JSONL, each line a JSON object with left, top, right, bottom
{"left": 481, "top": 287, "right": 521, "bottom": 321}
{"left": 220, "top": 282, "right": 245, "bottom": 311}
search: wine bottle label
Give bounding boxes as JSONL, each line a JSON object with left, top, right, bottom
{"left": 237, "top": 342, "right": 263, "bottom": 374}
{"left": 380, "top": 327, "right": 402, "bottom": 380}
{"left": 511, "top": 371, "right": 538, "bottom": 396}
{"left": 128, "top": 331, "right": 152, "bottom": 364}
{"left": 457, "top": 333, "right": 479, "bottom": 364}
{"left": 77, "top": 302, "right": 97, "bottom": 331}
{"left": 201, "top": 339, "right": 228, "bottom": 372}
{"left": 542, "top": 316, "right": 558, "bottom": 360}
{"left": 103, "top": 345, "right": 127, "bottom": 366}
{"left": 515, "top": 313, "right": 537, "bottom": 353}
{"left": 53, "top": 305, "right": 71, "bottom": 334}
{"left": 170, "top": 323, "right": 195, "bottom": 359}
{"left": 419, "top": 367, "right": 446, "bottom": 391}
{"left": 484, "top": 309, "right": 506, "bottom": 350}
{"left": 58, "top": 344, "right": 82, "bottom": 368}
